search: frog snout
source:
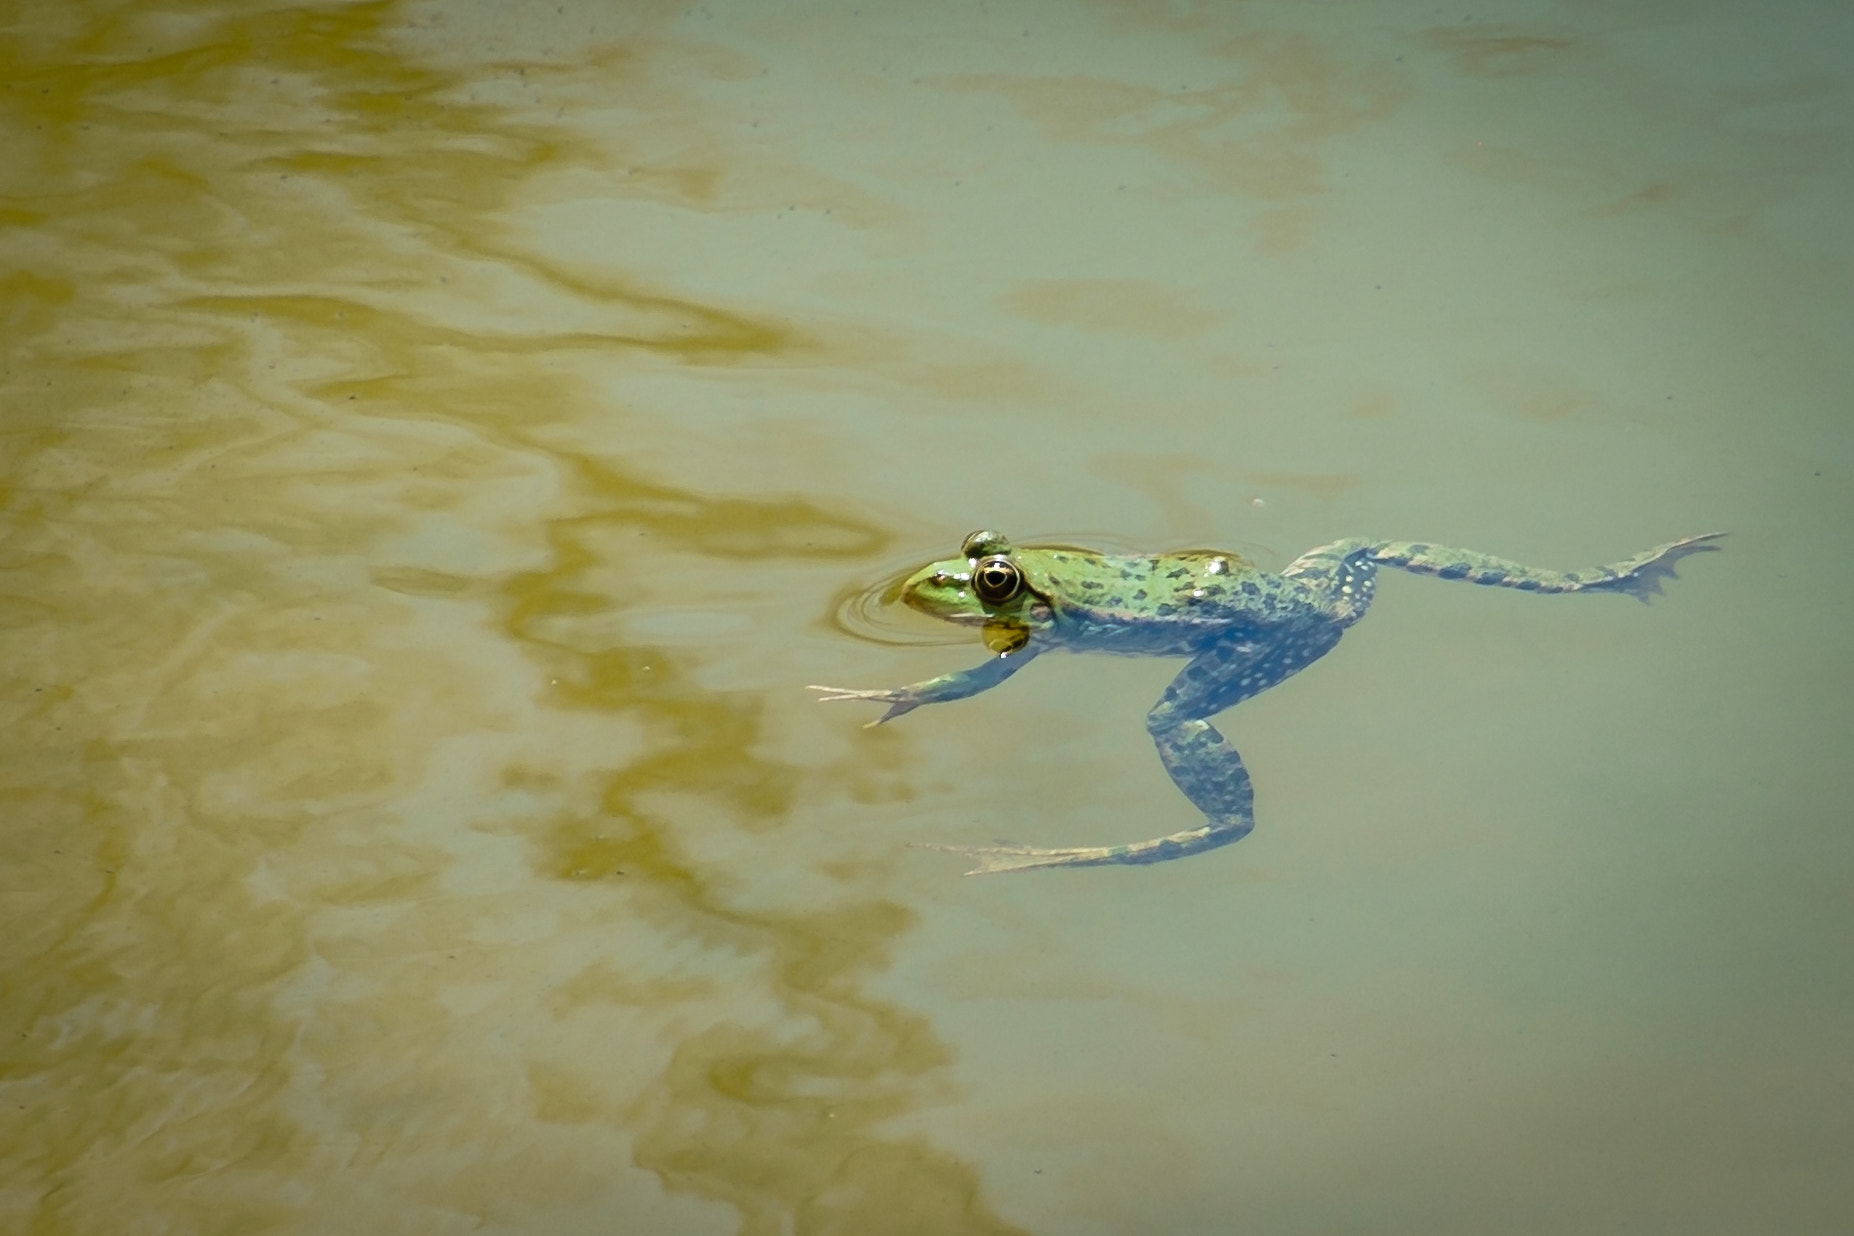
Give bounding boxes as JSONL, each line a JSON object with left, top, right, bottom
{"left": 899, "top": 565, "right": 981, "bottom": 620}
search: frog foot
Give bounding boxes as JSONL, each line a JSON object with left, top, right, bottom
{"left": 1592, "top": 532, "right": 1727, "bottom": 602}
{"left": 807, "top": 684, "right": 917, "bottom": 725}
{"left": 908, "top": 840, "right": 1125, "bottom": 876}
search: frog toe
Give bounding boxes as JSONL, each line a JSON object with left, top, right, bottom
{"left": 1588, "top": 532, "right": 1726, "bottom": 603}
{"left": 909, "top": 840, "right": 1109, "bottom": 875}
{"left": 808, "top": 684, "right": 880, "bottom": 701}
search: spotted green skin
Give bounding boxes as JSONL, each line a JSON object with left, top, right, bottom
{"left": 813, "top": 528, "right": 1723, "bottom": 874}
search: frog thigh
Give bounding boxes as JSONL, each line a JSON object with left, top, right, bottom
{"left": 1147, "top": 624, "right": 1343, "bottom": 728}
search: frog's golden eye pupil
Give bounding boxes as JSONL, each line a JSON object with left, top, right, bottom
{"left": 972, "top": 556, "right": 1022, "bottom": 604}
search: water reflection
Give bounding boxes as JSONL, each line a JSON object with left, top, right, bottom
{"left": 0, "top": 3, "right": 1018, "bottom": 1231}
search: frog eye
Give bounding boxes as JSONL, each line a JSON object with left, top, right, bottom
{"left": 971, "top": 555, "right": 1022, "bottom": 604}
{"left": 961, "top": 530, "right": 1013, "bottom": 558}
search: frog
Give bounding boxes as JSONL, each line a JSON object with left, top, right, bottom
{"left": 811, "top": 528, "right": 1723, "bottom": 874}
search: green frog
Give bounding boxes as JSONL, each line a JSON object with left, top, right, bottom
{"left": 813, "top": 528, "right": 1723, "bottom": 874}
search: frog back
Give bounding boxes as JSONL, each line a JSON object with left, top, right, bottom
{"left": 1018, "top": 547, "right": 1320, "bottom": 654}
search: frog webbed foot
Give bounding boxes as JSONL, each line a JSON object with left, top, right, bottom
{"left": 1586, "top": 533, "right": 1726, "bottom": 603}
{"left": 910, "top": 828, "right": 1238, "bottom": 873}
{"left": 908, "top": 840, "right": 1126, "bottom": 876}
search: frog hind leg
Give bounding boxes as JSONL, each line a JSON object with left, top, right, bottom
{"left": 1283, "top": 533, "right": 1724, "bottom": 617}
{"left": 911, "top": 723, "right": 1256, "bottom": 875}
{"left": 920, "top": 625, "right": 1342, "bottom": 874}
{"left": 1349, "top": 533, "right": 1723, "bottom": 602}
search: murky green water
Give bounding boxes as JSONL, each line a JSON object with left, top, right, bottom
{"left": 3, "top": 2, "right": 1850, "bottom": 1232}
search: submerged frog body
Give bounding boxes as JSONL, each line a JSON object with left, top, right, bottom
{"left": 813, "top": 528, "right": 1723, "bottom": 874}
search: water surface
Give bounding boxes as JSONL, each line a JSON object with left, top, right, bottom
{"left": 3, "top": 2, "right": 1851, "bottom": 1233}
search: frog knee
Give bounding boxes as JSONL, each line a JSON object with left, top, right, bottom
{"left": 1145, "top": 705, "right": 1182, "bottom": 735}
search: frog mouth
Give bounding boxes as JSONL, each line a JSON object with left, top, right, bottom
{"left": 899, "top": 569, "right": 989, "bottom": 623}
{"left": 907, "top": 603, "right": 991, "bottom": 626}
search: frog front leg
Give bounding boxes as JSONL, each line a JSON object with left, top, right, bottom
{"left": 809, "top": 644, "right": 1042, "bottom": 726}
{"left": 925, "top": 623, "right": 1342, "bottom": 873}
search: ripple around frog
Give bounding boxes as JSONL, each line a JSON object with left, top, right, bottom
{"left": 827, "top": 562, "right": 971, "bottom": 647}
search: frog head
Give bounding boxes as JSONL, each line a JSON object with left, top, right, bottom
{"left": 899, "top": 530, "right": 1049, "bottom": 652}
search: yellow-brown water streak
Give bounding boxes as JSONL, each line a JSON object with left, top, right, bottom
{"left": 0, "top": 2, "right": 1018, "bottom": 1231}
